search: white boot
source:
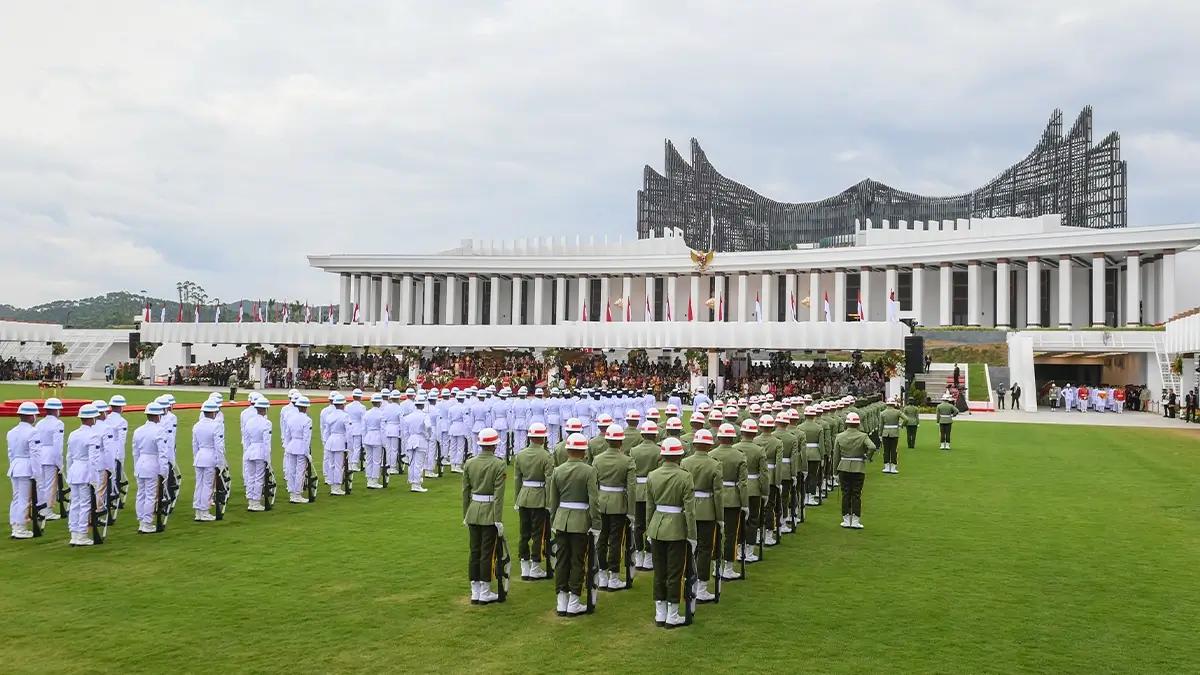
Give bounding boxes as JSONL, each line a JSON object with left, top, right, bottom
{"left": 44, "top": 509, "right": 62, "bottom": 521}
{"left": 367, "top": 480, "right": 382, "bottom": 489}
{"left": 840, "top": 514, "right": 852, "bottom": 528}
{"left": 387, "top": 467, "right": 400, "bottom": 475}
{"left": 74, "top": 533, "right": 94, "bottom": 546}
{"left": 882, "top": 463, "right": 890, "bottom": 473}
{"left": 695, "top": 580, "right": 715, "bottom": 602}
{"left": 247, "top": 500, "right": 265, "bottom": 512}
{"left": 451, "top": 465, "right": 464, "bottom": 474}
{"left": 642, "top": 551, "right": 654, "bottom": 570}
{"left": 654, "top": 600, "right": 667, "bottom": 626}
{"left": 740, "top": 545, "right": 759, "bottom": 563}
{"left": 470, "top": 581, "right": 481, "bottom": 603}
{"left": 556, "top": 591, "right": 569, "bottom": 615}
{"left": 598, "top": 569, "right": 610, "bottom": 587}
{"left": 330, "top": 487, "right": 346, "bottom": 496}
{"left": 137, "top": 522, "right": 156, "bottom": 534}
{"left": 289, "top": 493, "right": 309, "bottom": 504}
{"left": 632, "top": 550, "right": 642, "bottom": 568}
{"left": 805, "top": 494, "right": 819, "bottom": 506}
{"left": 892, "top": 464, "right": 899, "bottom": 474}
{"left": 764, "top": 531, "right": 777, "bottom": 546}
{"left": 520, "top": 559, "right": 531, "bottom": 579}
{"left": 608, "top": 572, "right": 627, "bottom": 590}
{"left": 566, "top": 593, "right": 587, "bottom": 615}
{"left": 851, "top": 515, "right": 864, "bottom": 529}
{"left": 719, "top": 562, "right": 740, "bottom": 579}
{"left": 529, "top": 562, "right": 547, "bottom": 579}
{"left": 666, "top": 602, "right": 686, "bottom": 627}
{"left": 478, "top": 582, "right": 499, "bottom": 604}
{"left": 410, "top": 484, "right": 428, "bottom": 493}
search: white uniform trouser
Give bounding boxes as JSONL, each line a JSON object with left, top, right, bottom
{"left": 408, "top": 449, "right": 426, "bottom": 487}
{"left": 194, "top": 467, "right": 215, "bottom": 511}
{"left": 1116, "top": 400, "right": 1123, "bottom": 413}
{"left": 284, "top": 454, "right": 306, "bottom": 495}
{"left": 38, "top": 465, "right": 57, "bottom": 512}
{"left": 322, "top": 449, "right": 333, "bottom": 485}
{"left": 424, "top": 442, "right": 437, "bottom": 474}
{"left": 438, "top": 431, "right": 450, "bottom": 462}
{"left": 547, "top": 423, "right": 561, "bottom": 447}
{"left": 349, "top": 436, "right": 363, "bottom": 469}
{"left": 449, "top": 435, "right": 467, "bottom": 466}
{"left": 364, "top": 445, "right": 383, "bottom": 480}
{"left": 327, "top": 451, "right": 346, "bottom": 486}
{"left": 470, "top": 428, "right": 483, "bottom": 457}
{"left": 245, "top": 460, "right": 266, "bottom": 501}
{"left": 513, "top": 428, "right": 527, "bottom": 454}
{"left": 10, "top": 477, "right": 31, "bottom": 526}
{"left": 136, "top": 477, "right": 157, "bottom": 525}
{"left": 385, "top": 436, "right": 400, "bottom": 470}
{"left": 493, "top": 428, "right": 509, "bottom": 460}
{"left": 69, "top": 481, "right": 91, "bottom": 534}
{"left": 1078, "top": 399, "right": 1087, "bottom": 412}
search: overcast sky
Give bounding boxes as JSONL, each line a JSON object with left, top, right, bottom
{"left": 2, "top": 1, "right": 1198, "bottom": 307}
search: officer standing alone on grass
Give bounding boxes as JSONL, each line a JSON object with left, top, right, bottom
{"left": 646, "top": 436, "right": 697, "bottom": 628}
{"left": 936, "top": 392, "right": 958, "bottom": 450}
{"left": 879, "top": 397, "right": 903, "bottom": 474}
{"left": 835, "top": 411, "right": 876, "bottom": 529}
{"left": 902, "top": 396, "right": 920, "bottom": 449}
{"left": 463, "top": 428, "right": 507, "bottom": 605}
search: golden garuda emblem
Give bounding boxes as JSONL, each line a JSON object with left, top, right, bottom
{"left": 689, "top": 248, "right": 715, "bottom": 272}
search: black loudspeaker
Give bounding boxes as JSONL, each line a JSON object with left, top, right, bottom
{"left": 128, "top": 332, "right": 140, "bottom": 359}
{"left": 904, "top": 335, "right": 924, "bottom": 378}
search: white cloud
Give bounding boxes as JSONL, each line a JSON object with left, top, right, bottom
{"left": 0, "top": 0, "right": 1197, "bottom": 305}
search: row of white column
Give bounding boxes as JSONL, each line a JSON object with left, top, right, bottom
{"left": 336, "top": 251, "right": 1174, "bottom": 328}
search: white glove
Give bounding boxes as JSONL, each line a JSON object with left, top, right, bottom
{"left": 741, "top": 506, "right": 750, "bottom": 517}
{"left": 687, "top": 538, "right": 697, "bottom": 552}
{"left": 494, "top": 521, "right": 504, "bottom": 537}
{"left": 588, "top": 528, "right": 600, "bottom": 543}
{"left": 462, "top": 518, "right": 467, "bottom": 527}
{"left": 513, "top": 503, "right": 520, "bottom": 511}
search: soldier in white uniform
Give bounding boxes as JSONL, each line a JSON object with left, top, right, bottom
{"left": 324, "top": 393, "right": 351, "bottom": 495}
{"left": 404, "top": 394, "right": 433, "bottom": 492}
{"left": 544, "top": 388, "right": 561, "bottom": 446}
{"left": 65, "top": 404, "right": 103, "bottom": 546}
{"left": 512, "top": 386, "right": 531, "bottom": 455}
{"left": 491, "top": 388, "right": 513, "bottom": 461}
{"left": 424, "top": 389, "right": 444, "bottom": 478}
{"left": 448, "top": 392, "right": 469, "bottom": 473}
{"left": 8, "top": 402, "right": 42, "bottom": 539}
{"left": 90, "top": 400, "right": 120, "bottom": 518}
{"left": 319, "top": 391, "right": 338, "bottom": 484}
{"left": 284, "top": 396, "right": 314, "bottom": 503}
{"left": 192, "top": 400, "right": 226, "bottom": 521}
{"left": 346, "top": 389, "right": 367, "bottom": 471}
{"left": 243, "top": 397, "right": 273, "bottom": 511}
{"left": 438, "top": 389, "right": 455, "bottom": 462}
{"left": 363, "top": 393, "right": 386, "bottom": 488}
{"left": 383, "top": 390, "right": 404, "bottom": 474}
{"left": 34, "top": 398, "right": 65, "bottom": 521}
{"left": 107, "top": 395, "right": 130, "bottom": 505}
{"left": 133, "top": 402, "right": 170, "bottom": 534}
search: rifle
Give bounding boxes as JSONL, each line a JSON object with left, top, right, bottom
{"left": 494, "top": 529, "right": 512, "bottom": 603}
{"left": 680, "top": 541, "right": 697, "bottom": 627}
{"left": 738, "top": 509, "right": 746, "bottom": 580}
{"left": 792, "top": 477, "right": 803, "bottom": 526}
{"left": 103, "top": 469, "right": 119, "bottom": 525}
{"left": 214, "top": 467, "right": 231, "bottom": 520}
{"left": 712, "top": 521, "right": 723, "bottom": 602}
{"left": 624, "top": 517, "right": 635, "bottom": 587}
{"left": 114, "top": 459, "right": 129, "bottom": 510}
{"left": 342, "top": 452, "right": 354, "bottom": 495}
{"left": 304, "top": 456, "right": 319, "bottom": 502}
{"left": 154, "top": 475, "right": 170, "bottom": 532}
{"left": 585, "top": 532, "right": 599, "bottom": 614}
{"left": 263, "top": 464, "right": 277, "bottom": 510}
{"left": 380, "top": 447, "right": 391, "bottom": 489}
{"left": 758, "top": 498, "right": 766, "bottom": 560}
{"left": 541, "top": 514, "right": 554, "bottom": 577}
{"left": 89, "top": 482, "right": 108, "bottom": 545}
{"left": 436, "top": 437, "right": 444, "bottom": 478}
{"left": 166, "top": 462, "right": 182, "bottom": 514}
{"left": 55, "top": 468, "right": 71, "bottom": 518}
{"left": 29, "top": 478, "right": 46, "bottom": 538}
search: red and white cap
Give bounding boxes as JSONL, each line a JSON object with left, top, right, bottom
{"left": 478, "top": 428, "right": 500, "bottom": 446}
{"left": 596, "top": 413, "right": 614, "bottom": 426}
{"left": 665, "top": 417, "right": 683, "bottom": 431}
{"left": 717, "top": 422, "right": 738, "bottom": 438}
{"left": 646, "top": 407, "right": 660, "bottom": 419}
{"left": 740, "top": 419, "right": 759, "bottom": 434}
{"left": 805, "top": 406, "right": 818, "bottom": 416}
{"left": 564, "top": 417, "right": 584, "bottom": 432}
{"left": 665, "top": 404, "right": 680, "bottom": 415}
{"left": 845, "top": 412, "right": 861, "bottom": 425}
{"left": 758, "top": 414, "right": 775, "bottom": 428}
{"left": 566, "top": 433, "right": 589, "bottom": 451}
{"left": 639, "top": 420, "right": 659, "bottom": 435}
{"left": 527, "top": 421, "right": 548, "bottom": 438}
{"left": 692, "top": 429, "right": 714, "bottom": 445}
{"left": 689, "top": 412, "right": 706, "bottom": 424}
{"left": 604, "top": 424, "right": 625, "bottom": 441}
{"left": 659, "top": 437, "right": 685, "bottom": 456}
{"left": 625, "top": 409, "right": 642, "bottom": 421}
{"left": 748, "top": 403, "right": 762, "bottom": 415}
{"left": 708, "top": 409, "right": 725, "bottom": 421}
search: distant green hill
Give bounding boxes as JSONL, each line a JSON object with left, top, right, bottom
{"left": 0, "top": 292, "right": 319, "bottom": 329}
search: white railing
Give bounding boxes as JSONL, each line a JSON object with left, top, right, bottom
{"left": 1166, "top": 311, "right": 1200, "bottom": 354}
{"left": 1018, "top": 329, "right": 1164, "bottom": 352}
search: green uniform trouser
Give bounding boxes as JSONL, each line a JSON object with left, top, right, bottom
{"left": 696, "top": 519, "right": 717, "bottom": 581}
{"left": 905, "top": 425, "right": 917, "bottom": 449}
{"left": 634, "top": 500, "right": 648, "bottom": 554}
{"left": 722, "top": 507, "right": 743, "bottom": 561}
{"left": 599, "top": 513, "right": 627, "bottom": 573}
{"left": 518, "top": 506, "right": 549, "bottom": 562}
{"left": 766, "top": 486, "right": 781, "bottom": 533}
{"left": 779, "top": 479, "right": 794, "bottom": 523}
{"left": 651, "top": 539, "right": 687, "bottom": 603}
{"left": 554, "top": 531, "right": 589, "bottom": 596}
{"left": 839, "top": 472, "right": 865, "bottom": 517}
{"left": 939, "top": 423, "right": 952, "bottom": 445}
{"left": 747, "top": 496, "right": 763, "bottom": 545}
{"left": 468, "top": 524, "right": 499, "bottom": 582}
{"left": 882, "top": 437, "right": 899, "bottom": 465}
{"left": 807, "top": 461, "right": 821, "bottom": 496}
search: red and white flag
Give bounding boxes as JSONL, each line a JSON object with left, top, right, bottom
{"left": 352, "top": 302, "right": 360, "bottom": 323}
{"left": 718, "top": 294, "right": 724, "bottom": 321}
{"left": 789, "top": 291, "right": 797, "bottom": 322}
{"left": 329, "top": 304, "right": 336, "bottom": 324}
{"left": 823, "top": 291, "right": 831, "bottom": 321}
{"left": 645, "top": 295, "right": 652, "bottom": 321}
{"left": 382, "top": 304, "right": 390, "bottom": 325}
{"left": 193, "top": 304, "right": 200, "bottom": 323}
{"left": 856, "top": 291, "right": 864, "bottom": 321}
{"left": 887, "top": 289, "right": 898, "bottom": 322}
{"left": 238, "top": 302, "right": 244, "bottom": 324}
{"left": 605, "top": 302, "right": 613, "bottom": 322}
{"left": 687, "top": 296, "right": 694, "bottom": 322}
{"left": 177, "top": 304, "right": 184, "bottom": 322}
{"left": 625, "top": 297, "right": 631, "bottom": 322}
{"left": 665, "top": 297, "right": 672, "bottom": 322}
{"left": 143, "top": 301, "right": 151, "bottom": 322}
{"left": 754, "top": 291, "right": 762, "bottom": 323}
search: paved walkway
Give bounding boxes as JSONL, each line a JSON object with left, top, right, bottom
{"left": 953, "top": 409, "right": 1200, "bottom": 430}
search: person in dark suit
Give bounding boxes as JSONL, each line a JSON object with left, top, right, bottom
{"left": 1010, "top": 382, "right": 1021, "bottom": 409}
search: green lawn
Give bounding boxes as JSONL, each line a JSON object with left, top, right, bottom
{"left": 1, "top": 382, "right": 1199, "bottom": 673}
{"left": 968, "top": 362, "right": 988, "bottom": 400}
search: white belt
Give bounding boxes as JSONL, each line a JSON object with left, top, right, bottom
{"left": 781, "top": 458, "right": 791, "bottom": 463}
{"left": 470, "top": 494, "right": 494, "bottom": 502}
{"left": 806, "top": 443, "right": 819, "bottom": 448}
{"left": 521, "top": 480, "right": 545, "bottom": 488}
{"left": 694, "top": 490, "right": 712, "bottom": 498}
{"left": 722, "top": 481, "right": 736, "bottom": 487}
{"left": 599, "top": 485, "right": 626, "bottom": 493}
{"left": 656, "top": 505, "right": 683, "bottom": 514}
{"left": 636, "top": 476, "right": 648, "bottom": 484}
{"left": 560, "top": 501, "right": 588, "bottom": 510}
{"left": 842, "top": 457, "right": 865, "bottom": 462}
{"left": 767, "top": 463, "right": 777, "bottom": 470}
{"left": 747, "top": 473, "right": 760, "bottom": 479}
{"left": 883, "top": 424, "right": 899, "bottom": 429}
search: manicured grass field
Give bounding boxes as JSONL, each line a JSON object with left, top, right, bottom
{"left": 2, "top": 382, "right": 1199, "bottom": 673}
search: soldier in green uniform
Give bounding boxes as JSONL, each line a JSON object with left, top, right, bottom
{"left": 708, "top": 409, "right": 725, "bottom": 438}
{"left": 547, "top": 432, "right": 602, "bottom": 616}
{"left": 646, "top": 437, "right": 698, "bottom": 628}
{"left": 754, "top": 414, "right": 783, "bottom": 546}
{"left": 513, "top": 422, "right": 554, "bottom": 580}
{"left": 736, "top": 399, "right": 750, "bottom": 424}
{"left": 663, "top": 416, "right": 687, "bottom": 455}
{"left": 588, "top": 414, "right": 614, "bottom": 464}
{"left": 797, "top": 405, "right": 824, "bottom": 506}
{"left": 592, "top": 423, "right": 636, "bottom": 591}
{"left": 879, "top": 397, "right": 904, "bottom": 474}
{"left": 630, "top": 420, "right": 662, "bottom": 570}
{"left": 774, "top": 409, "right": 798, "bottom": 532}
{"left": 462, "top": 427, "right": 508, "bottom": 605}
{"left": 834, "top": 412, "right": 876, "bottom": 529}
{"left": 551, "top": 418, "right": 584, "bottom": 467}
{"left": 682, "top": 411, "right": 705, "bottom": 451}
{"left": 620, "top": 410, "right": 642, "bottom": 452}
{"left": 902, "top": 397, "right": 920, "bottom": 449}
{"left": 709, "top": 422, "right": 748, "bottom": 580}
{"left": 733, "top": 419, "right": 766, "bottom": 563}
{"left": 681, "top": 428, "right": 722, "bottom": 601}
{"left": 936, "top": 393, "right": 958, "bottom": 450}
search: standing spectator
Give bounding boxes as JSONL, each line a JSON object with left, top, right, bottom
{"left": 1010, "top": 382, "right": 1021, "bottom": 410}
{"left": 995, "top": 383, "right": 1007, "bottom": 410}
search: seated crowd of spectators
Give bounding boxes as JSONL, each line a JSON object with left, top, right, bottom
{"left": 0, "top": 358, "right": 68, "bottom": 382}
